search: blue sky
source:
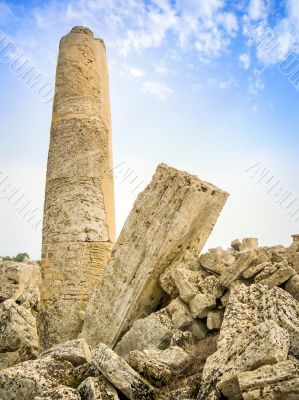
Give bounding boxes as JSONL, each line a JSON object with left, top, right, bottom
{"left": 0, "top": 0, "right": 299, "bottom": 259}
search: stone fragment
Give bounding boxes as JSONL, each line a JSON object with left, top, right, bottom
{"left": 199, "top": 321, "right": 289, "bottom": 400}
{"left": 82, "top": 164, "right": 228, "bottom": 348}
{"left": 218, "top": 284, "right": 299, "bottom": 357}
{"left": 39, "top": 338, "right": 92, "bottom": 366}
{"left": 0, "top": 261, "right": 41, "bottom": 308}
{"left": 129, "top": 346, "right": 191, "bottom": 386}
{"left": 219, "top": 249, "right": 269, "bottom": 288}
{"left": 78, "top": 376, "right": 120, "bottom": 400}
{"left": 188, "top": 319, "right": 207, "bottom": 341}
{"left": 171, "top": 267, "right": 200, "bottom": 302}
{"left": 199, "top": 247, "right": 235, "bottom": 275}
{"left": 242, "top": 261, "right": 271, "bottom": 279}
{"left": 0, "top": 351, "right": 21, "bottom": 371}
{"left": 0, "top": 299, "right": 39, "bottom": 361}
{"left": 207, "top": 309, "right": 224, "bottom": 330}
{"left": 255, "top": 261, "right": 296, "bottom": 288}
{"left": 167, "top": 298, "right": 193, "bottom": 330}
{"left": 40, "top": 26, "right": 116, "bottom": 349}
{"left": 159, "top": 253, "right": 203, "bottom": 298}
{"left": 0, "top": 355, "right": 76, "bottom": 400}
{"left": 237, "top": 360, "right": 299, "bottom": 400}
{"left": 220, "top": 290, "right": 230, "bottom": 307}
{"left": 33, "top": 386, "right": 81, "bottom": 399}
{"left": 288, "top": 252, "right": 299, "bottom": 273}
{"left": 115, "top": 309, "right": 174, "bottom": 360}
{"left": 189, "top": 293, "right": 216, "bottom": 318}
{"left": 231, "top": 239, "right": 241, "bottom": 251}
{"left": 170, "top": 330, "right": 193, "bottom": 349}
{"left": 198, "top": 275, "right": 225, "bottom": 299}
{"left": 92, "top": 343, "right": 156, "bottom": 400}
{"left": 285, "top": 274, "right": 299, "bottom": 301}
{"left": 239, "top": 238, "right": 258, "bottom": 251}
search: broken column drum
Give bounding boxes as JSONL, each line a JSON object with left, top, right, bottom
{"left": 40, "top": 27, "right": 116, "bottom": 349}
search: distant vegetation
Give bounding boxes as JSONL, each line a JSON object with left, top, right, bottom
{"left": 1, "top": 253, "right": 30, "bottom": 262}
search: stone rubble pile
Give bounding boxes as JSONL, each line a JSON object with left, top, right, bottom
{"left": 0, "top": 165, "right": 299, "bottom": 400}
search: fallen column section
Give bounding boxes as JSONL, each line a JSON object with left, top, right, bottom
{"left": 82, "top": 163, "right": 228, "bottom": 348}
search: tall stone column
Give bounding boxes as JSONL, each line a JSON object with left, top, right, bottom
{"left": 40, "top": 27, "right": 115, "bottom": 349}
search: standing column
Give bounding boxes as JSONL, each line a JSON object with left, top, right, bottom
{"left": 40, "top": 27, "right": 115, "bottom": 349}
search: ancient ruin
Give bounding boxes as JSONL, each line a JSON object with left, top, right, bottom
{"left": 0, "top": 27, "right": 299, "bottom": 400}
{"left": 40, "top": 27, "right": 116, "bottom": 349}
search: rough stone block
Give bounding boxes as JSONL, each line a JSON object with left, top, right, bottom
{"left": 82, "top": 164, "right": 228, "bottom": 348}
{"left": 167, "top": 298, "right": 193, "bottom": 330}
{"left": 285, "top": 274, "right": 299, "bottom": 301}
{"left": 207, "top": 309, "right": 224, "bottom": 330}
{"left": 92, "top": 343, "right": 156, "bottom": 400}
{"left": 189, "top": 293, "right": 216, "bottom": 318}
{"left": 78, "top": 376, "right": 119, "bottom": 400}
{"left": 199, "top": 247, "right": 235, "bottom": 275}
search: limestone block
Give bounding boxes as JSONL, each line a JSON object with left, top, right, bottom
{"left": 171, "top": 267, "right": 201, "bottom": 302}
{"left": 92, "top": 343, "right": 156, "bottom": 400}
{"left": 188, "top": 319, "right": 207, "bottom": 341}
{"left": 82, "top": 164, "right": 228, "bottom": 348}
{"left": 39, "top": 338, "right": 91, "bottom": 366}
{"left": 159, "top": 253, "right": 203, "bottom": 298}
{"left": 128, "top": 350, "right": 173, "bottom": 386}
{"left": 242, "top": 261, "right": 271, "bottom": 279}
{"left": 218, "top": 284, "right": 299, "bottom": 357}
{"left": 288, "top": 252, "right": 299, "bottom": 273}
{"left": 0, "top": 261, "right": 41, "bottom": 308}
{"left": 239, "top": 238, "right": 258, "bottom": 252}
{"left": 33, "top": 386, "right": 81, "bottom": 400}
{"left": 207, "top": 309, "right": 224, "bottom": 330}
{"left": 231, "top": 239, "right": 241, "bottom": 251}
{"left": 219, "top": 249, "right": 269, "bottom": 287}
{"left": 0, "top": 351, "right": 21, "bottom": 371}
{"left": 237, "top": 360, "right": 299, "bottom": 399}
{"left": 0, "top": 355, "right": 76, "bottom": 400}
{"left": 115, "top": 309, "right": 174, "bottom": 360}
{"left": 199, "top": 247, "right": 235, "bottom": 275}
{"left": 78, "top": 376, "right": 119, "bottom": 400}
{"left": 129, "top": 346, "right": 190, "bottom": 387}
{"left": 189, "top": 293, "right": 216, "bottom": 318}
{"left": 167, "top": 298, "right": 193, "bottom": 330}
{"left": 199, "top": 321, "right": 289, "bottom": 400}
{"left": 285, "top": 275, "right": 299, "bottom": 301}
{"left": 0, "top": 300, "right": 39, "bottom": 361}
{"left": 198, "top": 275, "right": 225, "bottom": 299}
{"left": 255, "top": 261, "right": 296, "bottom": 288}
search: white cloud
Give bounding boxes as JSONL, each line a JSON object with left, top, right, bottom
{"left": 240, "top": 52, "right": 250, "bottom": 69}
{"left": 248, "top": 0, "right": 268, "bottom": 21}
{"left": 142, "top": 80, "right": 173, "bottom": 100}
{"left": 128, "top": 67, "right": 145, "bottom": 78}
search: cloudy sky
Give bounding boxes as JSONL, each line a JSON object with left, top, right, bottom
{"left": 0, "top": 0, "right": 299, "bottom": 259}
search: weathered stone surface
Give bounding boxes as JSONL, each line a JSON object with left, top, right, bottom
{"left": 40, "top": 338, "right": 91, "bottom": 366}
{"left": 199, "top": 247, "right": 235, "bottom": 275}
{"left": 82, "top": 164, "right": 228, "bottom": 348}
{"left": 34, "top": 386, "right": 81, "bottom": 399}
{"left": 78, "top": 376, "right": 119, "bottom": 399}
{"left": 171, "top": 267, "right": 201, "bottom": 302}
{"left": 231, "top": 239, "right": 241, "bottom": 251}
{"left": 207, "top": 309, "right": 224, "bottom": 330}
{"left": 237, "top": 360, "right": 299, "bottom": 400}
{"left": 115, "top": 309, "right": 174, "bottom": 360}
{"left": 92, "top": 343, "right": 156, "bottom": 400}
{"left": 0, "top": 351, "right": 21, "bottom": 371}
{"left": 40, "top": 26, "right": 116, "bottom": 349}
{"left": 218, "top": 284, "right": 299, "bottom": 356}
{"left": 0, "top": 261, "right": 41, "bottom": 308}
{"left": 0, "top": 299, "right": 39, "bottom": 362}
{"left": 189, "top": 293, "right": 216, "bottom": 318}
{"left": 239, "top": 238, "right": 258, "bottom": 252}
{"left": 0, "top": 355, "right": 76, "bottom": 400}
{"left": 199, "top": 321, "right": 289, "bottom": 400}
{"left": 254, "top": 261, "right": 296, "bottom": 288}
{"left": 167, "top": 298, "right": 193, "bottom": 330}
{"left": 219, "top": 249, "right": 269, "bottom": 287}
{"left": 242, "top": 261, "right": 271, "bottom": 279}
{"left": 285, "top": 274, "right": 299, "bottom": 301}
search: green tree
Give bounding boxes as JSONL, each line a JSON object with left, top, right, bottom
{"left": 13, "top": 253, "right": 30, "bottom": 262}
